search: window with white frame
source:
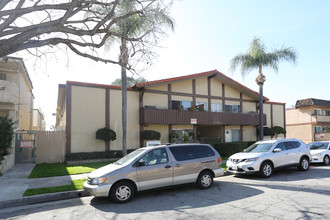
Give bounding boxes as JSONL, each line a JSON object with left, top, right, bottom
{"left": 211, "top": 103, "right": 222, "bottom": 112}
{"left": 314, "top": 109, "right": 322, "bottom": 115}
{"left": 315, "top": 126, "right": 322, "bottom": 133}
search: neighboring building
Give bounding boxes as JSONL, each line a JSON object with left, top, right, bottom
{"left": 0, "top": 57, "right": 34, "bottom": 130}
{"left": 56, "top": 70, "right": 286, "bottom": 154}
{"left": 286, "top": 98, "right": 330, "bottom": 143}
{"left": 31, "top": 109, "right": 45, "bottom": 131}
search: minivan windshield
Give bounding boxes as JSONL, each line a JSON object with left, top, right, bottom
{"left": 308, "top": 142, "right": 329, "bottom": 150}
{"left": 114, "top": 149, "right": 146, "bottom": 165}
{"left": 244, "top": 143, "right": 274, "bottom": 153}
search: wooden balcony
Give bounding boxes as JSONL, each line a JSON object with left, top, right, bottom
{"left": 140, "top": 108, "right": 266, "bottom": 126}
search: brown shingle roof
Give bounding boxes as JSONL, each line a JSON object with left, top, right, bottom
{"left": 295, "top": 98, "right": 330, "bottom": 108}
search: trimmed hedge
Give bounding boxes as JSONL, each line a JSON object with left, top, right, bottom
{"left": 212, "top": 141, "right": 255, "bottom": 157}
{"left": 141, "top": 130, "right": 160, "bottom": 140}
{"left": 66, "top": 149, "right": 135, "bottom": 161}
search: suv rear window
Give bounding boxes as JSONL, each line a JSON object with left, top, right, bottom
{"left": 169, "top": 145, "right": 215, "bottom": 161}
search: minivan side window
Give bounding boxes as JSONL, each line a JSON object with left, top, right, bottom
{"left": 169, "top": 146, "right": 197, "bottom": 161}
{"left": 194, "top": 145, "right": 215, "bottom": 158}
{"left": 139, "top": 148, "right": 168, "bottom": 165}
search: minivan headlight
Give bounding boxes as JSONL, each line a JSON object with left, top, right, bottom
{"left": 91, "top": 177, "right": 107, "bottom": 185}
{"left": 246, "top": 157, "right": 259, "bottom": 163}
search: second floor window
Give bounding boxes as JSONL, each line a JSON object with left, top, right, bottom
{"left": 196, "top": 101, "right": 208, "bottom": 111}
{"left": 314, "top": 109, "right": 322, "bottom": 115}
{"left": 172, "top": 100, "right": 192, "bottom": 110}
{"left": 324, "top": 110, "right": 330, "bottom": 116}
{"left": 211, "top": 103, "right": 222, "bottom": 112}
{"left": 225, "top": 104, "right": 240, "bottom": 113}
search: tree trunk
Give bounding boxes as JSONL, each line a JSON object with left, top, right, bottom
{"left": 120, "top": 39, "right": 128, "bottom": 156}
{"left": 259, "top": 84, "right": 264, "bottom": 140}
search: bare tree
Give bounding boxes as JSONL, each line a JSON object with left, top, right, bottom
{"left": 0, "top": 0, "right": 172, "bottom": 68}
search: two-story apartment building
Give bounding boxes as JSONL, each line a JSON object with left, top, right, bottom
{"left": 0, "top": 57, "right": 34, "bottom": 130}
{"left": 56, "top": 70, "right": 286, "bottom": 154}
{"left": 286, "top": 98, "right": 330, "bottom": 143}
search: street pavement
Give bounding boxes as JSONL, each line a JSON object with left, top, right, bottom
{"left": 0, "top": 165, "right": 329, "bottom": 220}
{"left": 0, "top": 164, "right": 89, "bottom": 209}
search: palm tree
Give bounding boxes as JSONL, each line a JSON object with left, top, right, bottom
{"left": 110, "top": 1, "right": 174, "bottom": 155}
{"left": 231, "top": 37, "right": 297, "bottom": 140}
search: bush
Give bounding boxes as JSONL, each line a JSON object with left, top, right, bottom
{"left": 96, "top": 127, "right": 116, "bottom": 142}
{"left": 263, "top": 127, "right": 275, "bottom": 137}
{"left": 212, "top": 141, "right": 256, "bottom": 157}
{"left": 66, "top": 149, "right": 136, "bottom": 161}
{"left": 272, "top": 126, "right": 286, "bottom": 138}
{"left": 0, "top": 116, "right": 14, "bottom": 157}
{"left": 141, "top": 130, "right": 160, "bottom": 140}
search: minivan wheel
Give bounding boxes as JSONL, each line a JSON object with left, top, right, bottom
{"left": 197, "top": 171, "right": 213, "bottom": 189}
{"left": 298, "top": 157, "right": 309, "bottom": 171}
{"left": 259, "top": 162, "right": 273, "bottom": 178}
{"left": 323, "top": 155, "right": 330, "bottom": 165}
{"left": 110, "top": 181, "right": 135, "bottom": 203}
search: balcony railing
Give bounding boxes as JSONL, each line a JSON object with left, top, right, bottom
{"left": 140, "top": 107, "right": 266, "bottom": 126}
{"left": 313, "top": 115, "right": 330, "bottom": 123}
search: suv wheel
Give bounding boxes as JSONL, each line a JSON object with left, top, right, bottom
{"left": 259, "top": 162, "right": 273, "bottom": 178}
{"left": 323, "top": 155, "right": 330, "bottom": 165}
{"left": 298, "top": 157, "right": 309, "bottom": 171}
{"left": 109, "top": 181, "right": 135, "bottom": 203}
{"left": 196, "top": 171, "right": 213, "bottom": 189}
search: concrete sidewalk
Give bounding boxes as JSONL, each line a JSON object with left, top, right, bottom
{"left": 0, "top": 164, "right": 90, "bottom": 209}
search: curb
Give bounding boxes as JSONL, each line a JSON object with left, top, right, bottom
{"left": 0, "top": 190, "right": 90, "bottom": 209}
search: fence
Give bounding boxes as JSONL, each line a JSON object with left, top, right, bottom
{"left": 36, "top": 131, "right": 66, "bottom": 164}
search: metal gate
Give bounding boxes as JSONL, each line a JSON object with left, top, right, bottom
{"left": 15, "top": 130, "right": 36, "bottom": 164}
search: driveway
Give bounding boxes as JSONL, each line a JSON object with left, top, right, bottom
{"left": 0, "top": 165, "right": 330, "bottom": 219}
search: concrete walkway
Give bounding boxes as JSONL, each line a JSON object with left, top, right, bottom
{"left": 0, "top": 164, "right": 89, "bottom": 209}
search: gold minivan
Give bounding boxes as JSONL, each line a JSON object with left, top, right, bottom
{"left": 83, "top": 144, "right": 224, "bottom": 203}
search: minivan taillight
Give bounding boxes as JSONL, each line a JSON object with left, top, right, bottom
{"left": 217, "top": 157, "right": 222, "bottom": 163}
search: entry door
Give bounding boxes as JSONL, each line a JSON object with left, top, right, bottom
{"left": 225, "top": 130, "right": 232, "bottom": 142}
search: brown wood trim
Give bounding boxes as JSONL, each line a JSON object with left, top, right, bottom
{"left": 283, "top": 105, "right": 286, "bottom": 138}
{"left": 270, "top": 103, "right": 273, "bottom": 128}
{"left": 139, "top": 89, "right": 144, "bottom": 109}
{"left": 67, "top": 81, "right": 135, "bottom": 91}
{"left": 140, "top": 125, "right": 144, "bottom": 147}
{"left": 168, "top": 124, "right": 172, "bottom": 143}
{"left": 240, "top": 125, "right": 243, "bottom": 141}
{"left": 208, "top": 77, "right": 211, "bottom": 111}
{"left": 192, "top": 79, "right": 196, "bottom": 106}
{"left": 66, "top": 85, "right": 72, "bottom": 155}
{"left": 105, "top": 88, "right": 110, "bottom": 151}
{"left": 168, "top": 84, "right": 172, "bottom": 109}
{"left": 240, "top": 93, "right": 243, "bottom": 113}
{"left": 222, "top": 83, "right": 225, "bottom": 110}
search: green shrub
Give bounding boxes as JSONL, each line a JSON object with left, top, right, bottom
{"left": 0, "top": 116, "right": 14, "bottom": 157}
{"left": 272, "top": 126, "right": 286, "bottom": 138}
{"left": 96, "top": 127, "right": 116, "bottom": 142}
{"left": 212, "top": 142, "right": 256, "bottom": 157}
{"left": 263, "top": 127, "right": 275, "bottom": 137}
{"left": 141, "top": 130, "right": 160, "bottom": 140}
{"left": 65, "top": 149, "right": 135, "bottom": 161}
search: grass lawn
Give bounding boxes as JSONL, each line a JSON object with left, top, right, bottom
{"left": 221, "top": 163, "right": 227, "bottom": 170}
{"left": 28, "top": 160, "right": 117, "bottom": 178}
{"left": 23, "top": 178, "right": 86, "bottom": 196}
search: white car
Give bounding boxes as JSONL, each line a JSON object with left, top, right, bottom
{"left": 226, "top": 139, "right": 312, "bottom": 177}
{"left": 307, "top": 141, "right": 330, "bottom": 165}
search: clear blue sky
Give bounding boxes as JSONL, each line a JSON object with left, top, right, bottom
{"left": 26, "top": 0, "right": 330, "bottom": 128}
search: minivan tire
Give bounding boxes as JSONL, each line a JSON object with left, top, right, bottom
{"left": 109, "top": 181, "right": 135, "bottom": 203}
{"left": 259, "top": 161, "right": 273, "bottom": 178}
{"left": 196, "top": 170, "right": 213, "bottom": 189}
{"left": 298, "top": 157, "right": 309, "bottom": 171}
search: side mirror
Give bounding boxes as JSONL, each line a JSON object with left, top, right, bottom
{"left": 273, "top": 148, "right": 281, "bottom": 153}
{"left": 137, "top": 161, "right": 146, "bottom": 167}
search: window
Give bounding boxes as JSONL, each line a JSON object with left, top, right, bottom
{"left": 314, "top": 109, "right": 321, "bottom": 115}
{"left": 284, "top": 141, "right": 299, "bottom": 150}
{"left": 196, "top": 101, "right": 208, "bottom": 111}
{"left": 211, "top": 103, "right": 222, "bottom": 112}
{"left": 322, "top": 126, "right": 330, "bottom": 133}
{"left": 232, "top": 130, "right": 240, "bottom": 142}
{"left": 170, "top": 146, "right": 197, "bottom": 161}
{"left": 324, "top": 110, "right": 330, "bottom": 116}
{"left": 315, "top": 126, "right": 322, "bottom": 133}
{"left": 225, "top": 104, "right": 240, "bottom": 113}
{"left": 172, "top": 100, "right": 192, "bottom": 110}
{"left": 139, "top": 148, "right": 168, "bottom": 165}
{"left": 194, "top": 145, "right": 215, "bottom": 158}
{"left": 0, "top": 73, "right": 6, "bottom": 80}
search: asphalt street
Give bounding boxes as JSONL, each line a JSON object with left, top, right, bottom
{"left": 0, "top": 164, "right": 330, "bottom": 220}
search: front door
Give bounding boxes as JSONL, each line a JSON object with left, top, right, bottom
{"left": 136, "top": 148, "right": 173, "bottom": 191}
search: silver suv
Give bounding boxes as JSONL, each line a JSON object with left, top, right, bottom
{"left": 84, "top": 144, "right": 224, "bottom": 203}
{"left": 226, "top": 139, "right": 312, "bottom": 177}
